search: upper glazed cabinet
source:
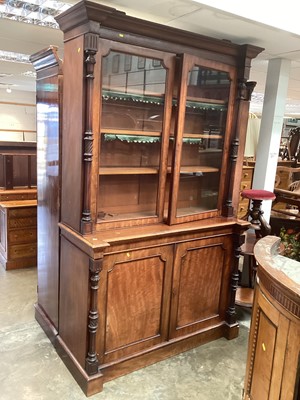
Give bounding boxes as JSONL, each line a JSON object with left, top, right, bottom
{"left": 95, "top": 41, "right": 235, "bottom": 229}
{"left": 55, "top": 2, "right": 263, "bottom": 237}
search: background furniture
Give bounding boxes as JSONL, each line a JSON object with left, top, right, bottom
{"left": 236, "top": 189, "right": 275, "bottom": 308}
{"left": 241, "top": 189, "right": 276, "bottom": 238}
{"left": 0, "top": 141, "right": 37, "bottom": 201}
{"left": 0, "top": 200, "right": 37, "bottom": 270}
{"left": 0, "top": 141, "right": 37, "bottom": 270}
{"left": 31, "top": 1, "right": 262, "bottom": 395}
{"left": 243, "top": 236, "right": 300, "bottom": 400}
{"left": 235, "top": 229, "right": 258, "bottom": 307}
{"left": 238, "top": 165, "right": 254, "bottom": 219}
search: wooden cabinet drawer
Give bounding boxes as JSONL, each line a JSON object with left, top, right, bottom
{"left": 29, "top": 192, "right": 37, "bottom": 200}
{"left": 8, "top": 216, "right": 37, "bottom": 229}
{"left": 238, "top": 205, "right": 249, "bottom": 218}
{"left": 241, "top": 171, "right": 252, "bottom": 181}
{"left": 9, "top": 207, "right": 37, "bottom": 218}
{"left": 9, "top": 243, "right": 37, "bottom": 259}
{"left": 0, "top": 194, "right": 27, "bottom": 201}
{"left": 240, "top": 181, "right": 252, "bottom": 191}
{"left": 8, "top": 228, "right": 37, "bottom": 244}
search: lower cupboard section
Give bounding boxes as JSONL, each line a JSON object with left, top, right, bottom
{"left": 42, "top": 229, "right": 239, "bottom": 396}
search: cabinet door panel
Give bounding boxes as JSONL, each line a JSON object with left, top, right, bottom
{"left": 169, "top": 235, "right": 232, "bottom": 338}
{"left": 99, "top": 245, "right": 173, "bottom": 363}
{"left": 168, "top": 55, "right": 236, "bottom": 224}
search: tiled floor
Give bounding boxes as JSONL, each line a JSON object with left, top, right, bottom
{"left": 0, "top": 266, "right": 251, "bottom": 400}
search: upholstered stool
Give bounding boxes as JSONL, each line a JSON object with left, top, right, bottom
{"left": 241, "top": 189, "right": 276, "bottom": 238}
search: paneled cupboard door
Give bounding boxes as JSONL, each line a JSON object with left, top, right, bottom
{"left": 169, "top": 235, "right": 233, "bottom": 339}
{"left": 97, "top": 40, "right": 175, "bottom": 228}
{"left": 168, "top": 54, "right": 236, "bottom": 224}
{"left": 97, "top": 245, "right": 173, "bottom": 364}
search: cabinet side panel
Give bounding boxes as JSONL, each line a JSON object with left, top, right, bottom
{"left": 250, "top": 311, "right": 277, "bottom": 399}
{"left": 59, "top": 236, "right": 89, "bottom": 367}
{"left": 61, "top": 36, "right": 85, "bottom": 232}
{"left": 281, "top": 321, "right": 300, "bottom": 399}
{"left": 36, "top": 73, "right": 62, "bottom": 328}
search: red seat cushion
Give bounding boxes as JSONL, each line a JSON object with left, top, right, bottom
{"left": 241, "top": 189, "right": 276, "bottom": 201}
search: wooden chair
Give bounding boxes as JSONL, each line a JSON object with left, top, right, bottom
{"left": 280, "top": 126, "right": 300, "bottom": 161}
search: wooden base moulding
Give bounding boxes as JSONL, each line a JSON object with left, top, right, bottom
{"left": 35, "top": 302, "right": 238, "bottom": 397}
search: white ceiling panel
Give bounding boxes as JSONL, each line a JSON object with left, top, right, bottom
{"left": 0, "top": 0, "right": 300, "bottom": 114}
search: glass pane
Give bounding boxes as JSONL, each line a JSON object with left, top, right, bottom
{"left": 99, "top": 51, "right": 167, "bottom": 222}
{"left": 176, "top": 65, "right": 230, "bottom": 217}
{"left": 101, "top": 52, "right": 166, "bottom": 132}
{"left": 98, "top": 134, "right": 160, "bottom": 221}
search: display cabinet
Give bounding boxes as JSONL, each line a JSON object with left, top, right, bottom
{"left": 31, "top": 1, "right": 263, "bottom": 396}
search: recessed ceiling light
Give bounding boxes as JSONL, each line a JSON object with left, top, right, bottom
{"left": 0, "top": 0, "right": 72, "bottom": 29}
{"left": 22, "top": 70, "right": 36, "bottom": 78}
{"left": 0, "top": 50, "right": 30, "bottom": 64}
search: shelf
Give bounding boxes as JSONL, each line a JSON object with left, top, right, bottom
{"left": 179, "top": 166, "right": 219, "bottom": 173}
{"left": 102, "top": 129, "right": 161, "bottom": 137}
{"left": 182, "top": 133, "right": 222, "bottom": 139}
{"left": 99, "top": 167, "right": 159, "bottom": 175}
{"left": 102, "top": 131, "right": 222, "bottom": 140}
{"left": 99, "top": 166, "right": 219, "bottom": 175}
{"left": 186, "top": 95, "right": 226, "bottom": 105}
{"left": 102, "top": 90, "right": 227, "bottom": 111}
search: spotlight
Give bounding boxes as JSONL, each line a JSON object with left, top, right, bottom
{"left": 6, "top": 87, "right": 12, "bottom": 93}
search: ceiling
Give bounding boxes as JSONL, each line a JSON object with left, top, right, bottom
{"left": 1, "top": 0, "right": 300, "bottom": 116}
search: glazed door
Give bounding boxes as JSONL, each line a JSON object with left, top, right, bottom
{"left": 168, "top": 54, "right": 236, "bottom": 224}
{"left": 169, "top": 235, "right": 233, "bottom": 339}
{"left": 97, "top": 245, "right": 173, "bottom": 364}
{"left": 96, "top": 40, "right": 175, "bottom": 229}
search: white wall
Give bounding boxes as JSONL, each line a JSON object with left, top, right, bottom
{"left": 0, "top": 89, "right": 36, "bottom": 142}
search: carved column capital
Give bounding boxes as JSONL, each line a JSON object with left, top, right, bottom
{"left": 238, "top": 79, "right": 256, "bottom": 101}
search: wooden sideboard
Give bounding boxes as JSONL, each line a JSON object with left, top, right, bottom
{"left": 0, "top": 200, "right": 37, "bottom": 270}
{"left": 243, "top": 236, "right": 300, "bottom": 400}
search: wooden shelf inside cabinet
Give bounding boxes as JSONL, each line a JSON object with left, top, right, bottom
{"left": 102, "top": 131, "right": 223, "bottom": 140}
{"left": 101, "top": 129, "right": 161, "bottom": 137}
{"left": 178, "top": 166, "right": 219, "bottom": 173}
{"left": 102, "top": 90, "right": 227, "bottom": 110}
{"left": 183, "top": 133, "right": 223, "bottom": 139}
{"left": 186, "top": 97, "right": 227, "bottom": 111}
{"left": 99, "top": 167, "right": 159, "bottom": 175}
{"left": 99, "top": 166, "right": 219, "bottom": 175}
